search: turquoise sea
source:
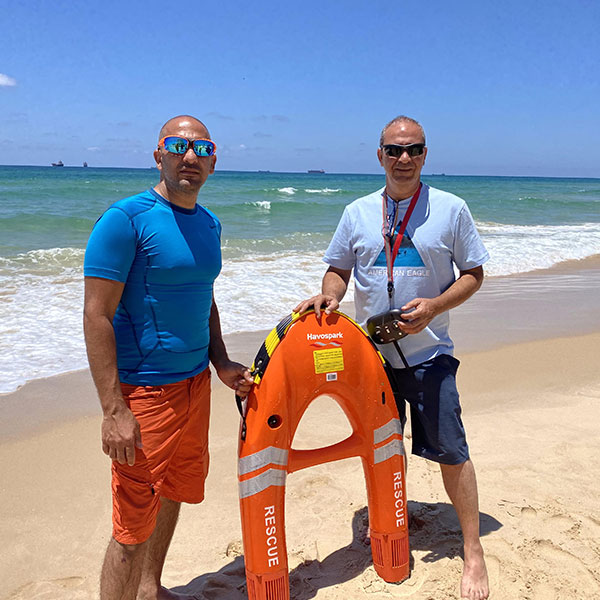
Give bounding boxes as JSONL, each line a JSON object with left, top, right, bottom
{"left": 1, "top": 165, "right": 599, "bottom": 393}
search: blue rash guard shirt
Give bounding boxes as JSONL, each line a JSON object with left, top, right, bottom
{"left": 84, "top": 189, "right": 222, "bottom": 385}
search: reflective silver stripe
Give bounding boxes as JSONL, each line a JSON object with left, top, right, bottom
{"left": 373, "top": 438, "right": 406, "bottom": 464}
{"left": 373, "top": 418, "right": 402, "bottom": 445}
{"left": 238, "top": 446, "right": 289, "bottom": 475}
{"left": 239, "top": 468, "right": 287, "bottom": 499}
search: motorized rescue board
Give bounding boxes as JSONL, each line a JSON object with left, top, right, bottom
{"left": 237, "top": 310, "right": 409, "bottom": 600}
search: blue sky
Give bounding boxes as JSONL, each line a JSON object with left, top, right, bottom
{"left": 2, "top": 0, "right": 599, "bottom": 176}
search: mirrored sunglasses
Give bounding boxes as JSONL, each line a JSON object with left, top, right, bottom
{"left": 160, "top": 136, "right": 217, "bottom": 157}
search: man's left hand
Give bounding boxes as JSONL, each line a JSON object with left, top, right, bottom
{"left": 215, "top": 360, "right": 254, "bottom": 395}
{"left": 399, "top": 297, "right": 439, "bottom": 334}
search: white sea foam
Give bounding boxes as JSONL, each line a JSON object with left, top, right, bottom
{"left": 217, "top": 253, "right": 320, "bottom": 318}
{"left": 477, "top": 221, "right": 600, "bottom": 276}
{"left": 0, "top": 248, "right": 88, "bottom": 394}
{"left": 304, "top": 188, "right": 341, "bottom": 194}
{"left": 247, "top": 200, "right": 271, "bottom": 210}
{"left": 214, "top": 250, "right": 355, "bottom": 335}
{"left": 277, "top": 187, "right": 297, "bottom": 195}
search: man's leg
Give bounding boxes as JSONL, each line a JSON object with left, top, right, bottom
{"left": 136, "top": 497, "right": 197, "bottom": 600}
{"left": 440, "top": 459, "right": 489, "bottom": 600}
{"left": 100, "top": 537, "right": 148, "bottom": 600}
{"left": 136, "top": 371, "right": 210, "bottom": 599}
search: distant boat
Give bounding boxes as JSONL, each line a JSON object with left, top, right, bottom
{"left": 308, "top": 169, "right": 325, "bottom": 174}
{"left": 51, "top": 160, "right": 64, "bottom": 167}
{"left": 83, "top": 161, "right": 88, "bottom": 167}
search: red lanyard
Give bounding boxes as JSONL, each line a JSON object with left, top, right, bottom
{"left": 381, "top": 183, "right": 422, "bottom": 301}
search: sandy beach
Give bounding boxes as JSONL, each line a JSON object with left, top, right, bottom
{"left": 1, "top": 262, "right": 599, "bottom": 600}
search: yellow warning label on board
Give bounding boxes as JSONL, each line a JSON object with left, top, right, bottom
{"left": 313, "top": 347, "right": 344, "bottom": 374}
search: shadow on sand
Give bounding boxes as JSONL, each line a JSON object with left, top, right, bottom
{"left": 173, "top": 501, "right": 502, "bottom": 599}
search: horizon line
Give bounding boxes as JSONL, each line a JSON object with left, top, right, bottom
{"left": 0, "top": 164, "right": 599, "bottom": 180}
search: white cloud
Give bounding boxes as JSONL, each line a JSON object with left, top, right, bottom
{"left": 87, "top": 147, "right": 101, "bottom": 152}
{"left": 0, "top": 74, "right": 17, "bottom": 87}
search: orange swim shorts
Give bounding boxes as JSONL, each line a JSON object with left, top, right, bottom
{"left": 111, "top": 369, "right": 211, "bottom": 545}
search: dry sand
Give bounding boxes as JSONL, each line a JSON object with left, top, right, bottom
{"left": 1, "top": 266, "right": 600, "bottom": 599}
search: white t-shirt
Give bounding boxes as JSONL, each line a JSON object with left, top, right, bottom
{"left": 323, "top": 184, "right": 489, "bottom": 368}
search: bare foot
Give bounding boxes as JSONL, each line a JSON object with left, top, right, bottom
{"left": 461, "top": 544, "right": 489, "bottom": 599}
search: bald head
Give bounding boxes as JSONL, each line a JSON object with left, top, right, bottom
{"left": 153, "top": 115, "right": 217, "bottom": 206}
{"left": 158, "top": 115, "right": 211, "bottom": 142}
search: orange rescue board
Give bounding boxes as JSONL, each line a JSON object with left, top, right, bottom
{"left": 238, "top": 310, "right": 409, "bottom": 600}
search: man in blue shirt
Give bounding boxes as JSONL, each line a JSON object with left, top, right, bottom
{"left": 295, "top": 116, "right": 489, "bottom": 600}
{"left": 84, "top": 115, "right": 253, "bottom": 600}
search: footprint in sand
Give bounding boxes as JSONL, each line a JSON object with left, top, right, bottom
{"left": 488, "top": 503, "right": 600, "bottom": 596}
{"left": 225, "top": 539, "right": 244, "bottom": 557}
{"left": 548, "top": 513, "right": 579, "bottom": 534}
{"left": 520, "top": 505, "right": 537, "bottom": 520}
{"left": 10, "top": 576, "right": 88, "bottom": 599}
{"left": 530, "top": 581, "right": 559, "bottom": 600}
{"left": 514, "top": 504, "right": 600, "bottom": 593}
{"left": 534, "top": 538, "right": 599, "bottom": 593}
{"left": 290, "top": 473, "right": 335, "bottom": 500}
{"left": 359, "top": 565, "right": 427, "bottom": 597}
{"left": 518, "top": 504, "right": 583, "bottom": 541}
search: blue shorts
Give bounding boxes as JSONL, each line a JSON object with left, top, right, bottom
{"left": 391, "top": 354, "right": 469, "bottom": 465}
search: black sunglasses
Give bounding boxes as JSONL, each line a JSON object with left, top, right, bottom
{"left": 381, "top": 143, "right": 425, "bottom": 158}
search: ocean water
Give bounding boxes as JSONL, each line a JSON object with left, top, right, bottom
{"left": 1, "top": 166, "right": 599, "bottom": 393}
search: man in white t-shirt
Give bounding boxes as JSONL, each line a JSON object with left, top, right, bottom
{"left": 295, "top": 116, "right": 490, "bottom": 600}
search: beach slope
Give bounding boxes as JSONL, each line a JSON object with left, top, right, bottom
{"left": 1, "top": 330, "right": 599, "bottom": 599}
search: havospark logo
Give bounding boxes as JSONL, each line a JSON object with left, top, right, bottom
{"left": 306, "top": 332, "right": 343, "bottom": 341}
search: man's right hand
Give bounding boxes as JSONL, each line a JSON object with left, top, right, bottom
{"left": 293, "top": 294, "right": 340, "bottom": 319}
{"left": 293, "top": 267, "right": 351, "bottom": 318}
{"left": 101, "top": 406, "right": 142, "bottom": 466}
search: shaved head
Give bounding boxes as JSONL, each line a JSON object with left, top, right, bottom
{"left": 158, "top": 115, "right": 211, "bottom": 141}
{"left": 153, "top": 115, "right": 216, "bottom": 206}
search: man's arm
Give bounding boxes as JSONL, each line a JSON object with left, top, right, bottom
{"left": 399, "top": 266, "right": 484, "bottom": 335}
{"left": 208, "top": 298, "right": 253, "bottom": 395}
{"left": 83, "top": 276, "right": 141, "bottom": 466}
{"left": 293, "top": 266, "right": 352, "bottom": 318}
